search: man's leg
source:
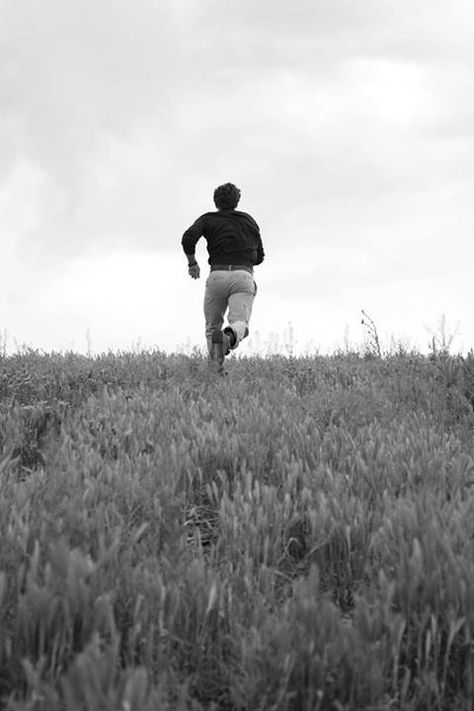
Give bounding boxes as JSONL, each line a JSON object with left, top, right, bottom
{"left": 227, "top": 272, "right": 257, "bottom": 348}
{"left": 203, "top": 272, "right": 229, "bottom": 354}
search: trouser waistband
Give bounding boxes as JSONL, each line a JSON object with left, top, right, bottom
{"left": 210, "top": 264, "right": 253, "bottom": 273}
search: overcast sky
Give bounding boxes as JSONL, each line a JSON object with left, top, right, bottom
{"left": 1, "top": 0, "right": 473, "bottom": 355}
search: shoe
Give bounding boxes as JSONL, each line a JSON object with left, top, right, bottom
{"left": 223, "top": 327, "right": 237, "bottom": 354}
{"left": 210, "top": 331, "right": 225, "bottom": 372}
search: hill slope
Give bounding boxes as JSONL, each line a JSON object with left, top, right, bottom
{"left": 1, "top": 350, "right": 473, "bottom": 710}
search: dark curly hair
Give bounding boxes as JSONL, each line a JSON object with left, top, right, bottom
{"left": 213, "top": 183, "right": 241, "bottom": 210}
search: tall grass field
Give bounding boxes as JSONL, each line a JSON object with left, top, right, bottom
{"left": 1, "top": 349, "right": 474, "bottom": 710}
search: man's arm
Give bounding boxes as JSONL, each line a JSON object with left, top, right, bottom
{"left": 244, "top": 213, "right": 265, "bottom": 266}
{"left": 255, "top": 232, "right": 265, "bottom": 265}
{"left": 186, "top": 255, "right": 200, "bottom": 279}
{"left": 182, "top": 215, "right": 205, "bottom": 279}
{"left": 251, "top": 221, "right": 264, "bottom": 265}
{"left": 182, "top": 215, "right": 205, "bottom": 258}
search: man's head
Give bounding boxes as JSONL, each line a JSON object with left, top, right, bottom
{"left": 213, "top": 183, "right": 241, "bottom": 210}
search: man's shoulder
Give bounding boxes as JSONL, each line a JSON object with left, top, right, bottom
{"left": 203, "top": 210, "right": 244, "bottom": 222}
{"left": 202, "top": 210, "right": 259, "bottom": 228}
{"left": 234, "top": 210, "right": 259, "bottom": 229}
{"left": 194, "top": 212, "right": 214, "bottom": 221}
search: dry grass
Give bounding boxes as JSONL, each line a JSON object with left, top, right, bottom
{"left": 0, "top": 348, "right": 473, "bottom": 710}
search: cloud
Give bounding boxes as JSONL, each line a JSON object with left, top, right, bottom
{"left": 1, "top": 0, "right": 474, "bottom": 354}
{"left": 1, "top": 0, "right": 188, "bottom": 262}
{"left": 1, "top": 0, "right": 177, "bottom": 172}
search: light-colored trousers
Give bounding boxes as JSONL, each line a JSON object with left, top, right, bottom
{"left": 204, "top": 270, "right": 257, "bottom": 353}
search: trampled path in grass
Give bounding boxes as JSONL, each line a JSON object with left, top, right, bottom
{"left": 0, "top": 350, "right": 473, "bottom": 710}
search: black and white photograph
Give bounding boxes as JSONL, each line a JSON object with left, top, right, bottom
{"left": 1, "top": 1, "right": 474, "bottom": 709}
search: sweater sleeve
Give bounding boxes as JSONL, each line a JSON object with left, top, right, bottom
{"left": 243, "top": 213, "right": 265, "bottom": 265}
{"left": 181, "top": 215, "right": 206, "bottom": 256}
{"left": 255, "top": 229, "right": 265, "bottom": 265}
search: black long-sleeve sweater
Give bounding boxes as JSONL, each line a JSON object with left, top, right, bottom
{"left": 181, "top": 209, "right": 265, "bottom": 267}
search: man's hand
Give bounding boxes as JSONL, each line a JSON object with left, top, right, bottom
{"left": 188, "top": 262, "right": 200, "bottom": 279}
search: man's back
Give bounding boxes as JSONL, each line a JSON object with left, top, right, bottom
{"left": 182, "top": 209, "right": 264, "bottom": 266}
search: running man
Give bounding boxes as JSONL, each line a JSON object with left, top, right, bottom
{"left": 182, "top": 183, "right": 265, "bottom": 371}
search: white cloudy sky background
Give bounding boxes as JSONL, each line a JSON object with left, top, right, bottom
{"left": 1, "top": 0, "right": 473, "bottom": 354}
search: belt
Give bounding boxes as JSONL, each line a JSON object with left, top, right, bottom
{"left": 210, "top": 264, "right": 253, "bottom": 273}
